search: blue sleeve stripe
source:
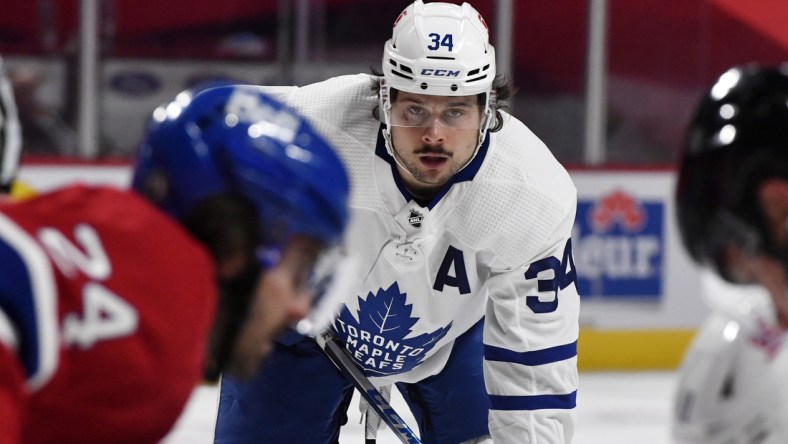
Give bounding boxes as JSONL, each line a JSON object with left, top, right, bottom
{"left": 0, "top": 214, "right": 59, "bottom": 391}
{"left": 489, "top": 391, "right": 577, "bottom": 411}
{"left": 484, "top": 341, "right": 577, "bottom": 366}
{"left": 0, "top": 308, "right": 19, "bottom": 350}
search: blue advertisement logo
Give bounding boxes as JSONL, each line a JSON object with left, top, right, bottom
{"left": 573, "top": 190, "right": 664, "bottom": 299}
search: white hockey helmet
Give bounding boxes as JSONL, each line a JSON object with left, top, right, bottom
{"left": 379, "top": 1, "right": 497, "bottom": 163}
{"left": 382, "top": 0, "right": 495, "bottom": 98}
{"left": 672, "top": 313, "right": 788, "bottom": 444}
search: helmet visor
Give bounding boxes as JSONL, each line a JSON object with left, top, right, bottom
{"left": 293, "top": 246, "right": 360, "bottom": 337}
{"left": 254, "top": 238, "right": 353, "bottom": 336}
{"left": 383, "top": 93, "right": 484, "bottom": 129}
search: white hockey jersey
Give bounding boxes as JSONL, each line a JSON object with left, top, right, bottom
{"left": 266, "top": 74, "right": 579, "bottom": 443}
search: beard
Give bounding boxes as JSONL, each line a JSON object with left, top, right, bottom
{"left": 203, "top": 263, "right": 261, "bottom": 382}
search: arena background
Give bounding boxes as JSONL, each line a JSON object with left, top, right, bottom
{"left": 2, "top": 0, "right": 787, "bottom": 391}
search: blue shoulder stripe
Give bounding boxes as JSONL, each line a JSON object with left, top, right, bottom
{"left": 484, "top": 341, "right": 577, "bottom": 366}
{"left": 489, "top": 391, "right": 577, "bottom": 411}
{"left": 0, "top": 232, "right": 40, "bottom": 372}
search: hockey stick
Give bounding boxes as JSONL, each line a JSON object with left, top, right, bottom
{"left": 316, "top": 330, "right": 422, "bottom": 444}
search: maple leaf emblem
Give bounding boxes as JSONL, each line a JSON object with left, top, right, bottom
{"left": 334, "top": 282, "right": 452, "bottom": 377}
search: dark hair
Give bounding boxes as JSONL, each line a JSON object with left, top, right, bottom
{"left": 182, "top": 192, "right": 262, "bottom": 382}
{"left": 182, "top": 192, "right": 261, "bottom": 264}
{"left": 369, "top": 68, "right": 517, "bottom": 132}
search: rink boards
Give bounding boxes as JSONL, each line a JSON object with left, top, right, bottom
{"left": 18, "top": 164, "right": 704, "bottom": 370}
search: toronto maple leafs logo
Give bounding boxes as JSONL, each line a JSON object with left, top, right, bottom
{"left": 407, "top": 209, "right": 424, "bottom": 229}
{"left": 334, "top": 282, "right": 452, "bottom": 377}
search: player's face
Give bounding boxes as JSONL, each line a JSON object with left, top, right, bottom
{"left": 719, "top": 179, "right": 788, "bottom": 327}
{"left": 389, "top": 91, "right": 481, "bottom": 190}
{"left": 227, "top": 235, "right": 320, "bottom": 378}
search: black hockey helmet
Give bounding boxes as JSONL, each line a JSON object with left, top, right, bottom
{"left": 676, "top": 64, "right": 788, "bottom": 281}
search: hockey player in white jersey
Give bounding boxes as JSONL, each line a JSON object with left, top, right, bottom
{"left": 672, "top": 271, "right": 788, "bottom": 444}
{"left": 215, "top": 2, "right": 579, "bottom": 443}
{"left": 674, "top": 64, "right": 788, "bottom": 443}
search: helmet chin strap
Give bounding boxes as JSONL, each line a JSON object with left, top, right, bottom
{"left": 381, "top": 127, "right": 416, "bottom": 178}
{"left": 382, "top": 126, "right": 483, "bottom": 185}
{"left": 381, "top": 123, "right": 486, "bottom": 184}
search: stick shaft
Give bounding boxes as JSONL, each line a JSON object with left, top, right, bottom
{"left": 318, "top": 332, "right": 422, "bottom": 444}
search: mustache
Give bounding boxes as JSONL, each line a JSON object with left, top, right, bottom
{"left": 413, "top": 146, "right": 452, "bottom": 157}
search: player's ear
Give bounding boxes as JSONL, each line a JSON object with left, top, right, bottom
{"left": 216, "top": 253, "right": 252, "bottom": 280}
{"left": 757, "top": 178, "right": 788, "bottom": 244}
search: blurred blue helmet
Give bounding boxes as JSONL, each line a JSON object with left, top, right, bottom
{"left": 131, "top": 85, "right": 350, "bottom": 247}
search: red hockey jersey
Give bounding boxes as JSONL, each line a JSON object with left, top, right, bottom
{"left": 0, "top": 185, "right": 216, "bottom": 443}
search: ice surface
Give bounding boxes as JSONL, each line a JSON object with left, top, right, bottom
{"left": 162, "top": 371, "right": 676, "bottom": 444}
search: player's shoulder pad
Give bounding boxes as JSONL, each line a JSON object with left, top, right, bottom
{"left": 285, "top": 74, "right": 378, "bottom": 124}
{"left": 445, "top": 112, "right": 577, "bottom": 268}
{"left": 494, "top": 111, "right": 576, "bottom": 203}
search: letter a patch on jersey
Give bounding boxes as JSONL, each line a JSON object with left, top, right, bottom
{"left": 433, "top": 245, "right": 471, "bottom": 294}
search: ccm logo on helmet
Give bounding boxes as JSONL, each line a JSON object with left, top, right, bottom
{"left": 420, "top": 69, "right": 460, "bottom": 77}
